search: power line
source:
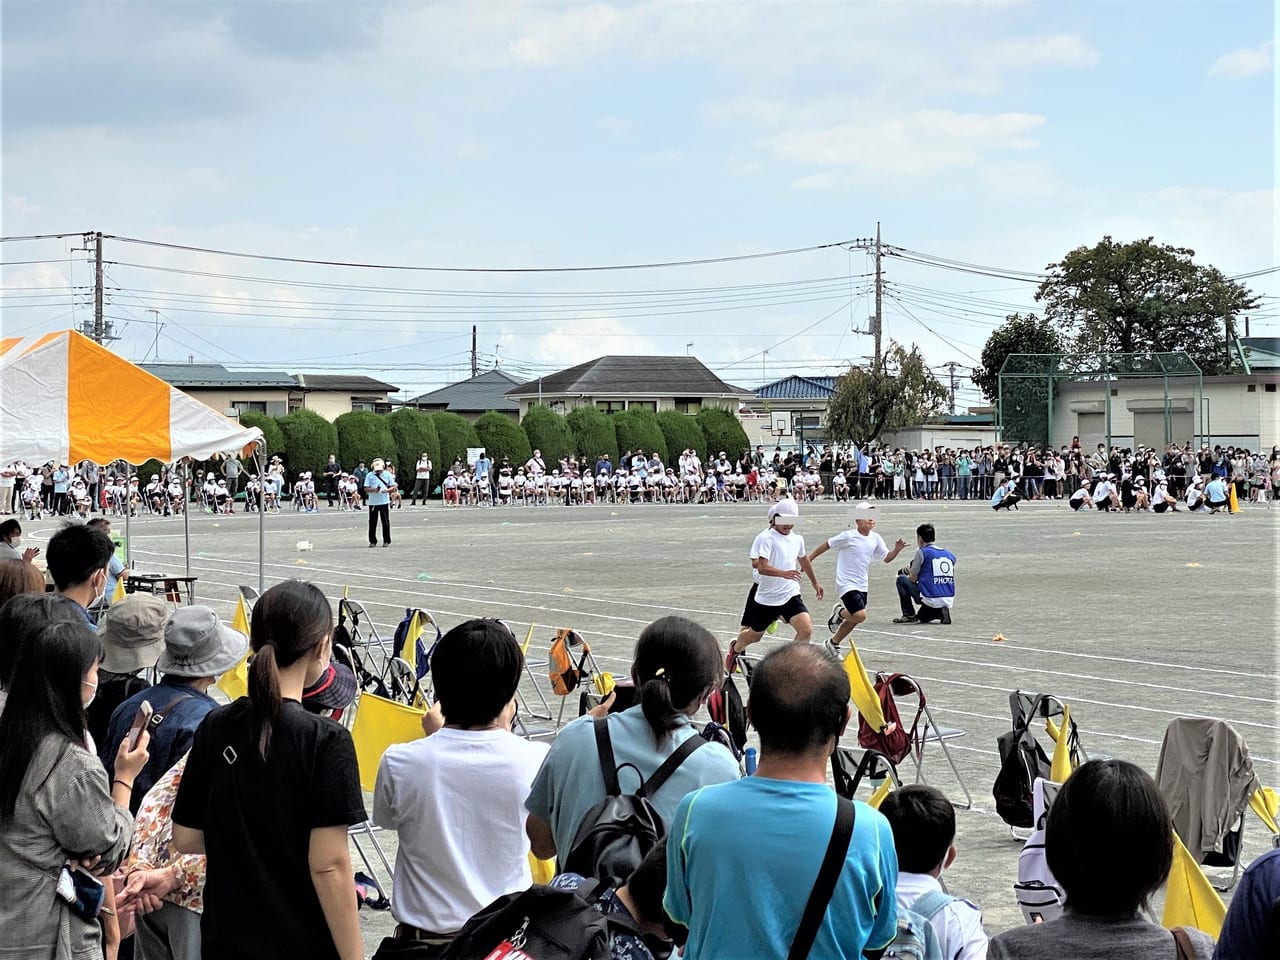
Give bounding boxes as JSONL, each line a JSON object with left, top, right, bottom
{"left": 103, "top": 233, "right": 856, "bottom": 273}
{"left": 0, "top": 232, "right": 91, "bottom": 243}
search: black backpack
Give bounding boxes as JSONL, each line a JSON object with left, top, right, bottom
{"left": 705, "top": 673, "right": 747, "bottom": 756}
{"left": 437, "top": 879, "right": 642, "bottom": 960}
{"left": 563, "top": 718, "right": 704, "bottom": 887}
{"left": 993, "top": 694, "right": 1053, "bottom": 828}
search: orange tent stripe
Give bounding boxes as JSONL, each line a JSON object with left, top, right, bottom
{"left": 68, "top": 334, "right": 171, "bottom": 463}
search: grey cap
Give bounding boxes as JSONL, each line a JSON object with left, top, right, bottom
{"left": 156, "top": 605, "right": 249, "bottom": 679}
{"left": 98, "top": 594, "right": 170, "bottom": 674}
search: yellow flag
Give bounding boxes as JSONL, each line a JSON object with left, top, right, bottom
{"left": 400, "top": 610, "right": 423, "bottom": 676}
{"left": 1162, "top": 831, "right": 1226, "bottom": 937}
{"left": 111, "top": 575, "right": 127, "bottom": 605}
{"left": 351, "top": 692, "right": 426, "bottom": 792}
{"left": 843, "top": 643, "right": 886, "bottom": 732}
{"left": 1045, "top": 717, "right": 1061, "bottom": 743}
{"left": 867, "top": 778, "right": 893, "bottom": 810}
{"left": 1050, "top": 705, "right": 1073, "bottom": 783}
{"left": 216, "top": 595, "right": 253, "bottom": 701}
{"left": 1250, "top": 786, "right": 1279, "bottom": 835}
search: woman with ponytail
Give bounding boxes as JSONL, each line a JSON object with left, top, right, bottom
{"left": 525, "top": 616, "right": 740, "bottom": 863}
{"left": 172, "top": 581, "right": 365, "bottom": 960}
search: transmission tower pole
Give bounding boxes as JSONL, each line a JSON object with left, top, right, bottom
{"left": 470, "top": 325, "right": 478, "bottom": 378}
{"left": 93, "top": 232, "right": 105, "bottom": 344}
{"left": 944, "top": 361, "right": 959, "bottom": 414}
{"left": 873, "top": 221, "right": 882, "bottom": 370}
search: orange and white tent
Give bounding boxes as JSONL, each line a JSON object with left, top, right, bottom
{"left": 0, "top": 330, "right": 263, "bottom": 465}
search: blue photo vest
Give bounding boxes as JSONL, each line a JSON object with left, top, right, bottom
{"left": 917, "top": 544, "right": 957, "bottom": 605}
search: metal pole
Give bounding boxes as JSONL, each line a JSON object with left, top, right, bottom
{"left": 123, "top": 461, "right": 132, "bottom": 575}
{"left": 93, "top": 232, "right": 104, "bottom": 344}
{"left": 182, "top": 460, "right": 191, "bottom": 578}
{"left": 1103, "top": 351, "right": 1112, "bottom": 452}
{"left": 873, "top": 221, "right": 883, "bottom": 369}
{"left": 256, "top": 444, "right": 266, "bottom": 594}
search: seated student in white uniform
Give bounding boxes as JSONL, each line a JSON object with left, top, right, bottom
{"left": 1151, "top": 478, "right": 1179, "bottom": 514}
{"left": 70, "top": 477, "right": 92, "bottom": 517}
{"left": 167, "top": 475, "right": 186, "bottom": 514}
{"left": 1067, "top": 482, "right": 1094, "bottom": 511}
{"left": 832, "top": 469, "right": 850, "bottom": 502}
{"left": 201, "top": 476, "right": 220, "bottom": 511}
{"left": 1185, "top": 476, "right": 1208, "bottom": 512}
{"left": 145, "top": 475, "right": 167, "bottom": 513}
{"left": 214, "top": 478, "right": 233, "bottom": 513}
{"left": 628, "top": 470, "right": 644, "bottom": 503}
{"left": 442, "top": 472, "right": 459, "bottom": 506}
{"left": 513, "top": 469, "right": 528, "bottom": 505}
{"left": 567, "top": 473, "right": 583, "bottom": 505}
{"left": 1091, "top": 475, "right": 1119, "bottom": 512}
{"left": 260, "top": 474, "right": 281, "bottom": 511}
{"left": 880, "top": 785, "right": 988, "bottom": 960}
{"left": 497, "top": 469, "right": 514, "bottom": 505}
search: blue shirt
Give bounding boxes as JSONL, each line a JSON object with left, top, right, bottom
{"left": 525, "top": 706, "right": 740, "bottom": 862}
{"left": 991, "top": 484, "right": 1009, "bottom": 506}
{"left": 53, "top": 469, "right": 69, "bottom": 493}
{"left": 1214, "top": 845, "right": 1280, "bottom": 960}
{"left": 102, "top": 677, "right": 217, "bottom": 812}
{"left": 105, "top": 555, "right": 125, "bottom": 601}
{"left": 664, "top": 777, "right": 897, "bottom": 960}
{"left": 1206, "top": 477, "right": 1229, "bottom": 502}
{"left": 364, "top": 470, "right": 391, "bottom": 506}
{"left": 917, "top": 544, "right": 956, "bottom": 607}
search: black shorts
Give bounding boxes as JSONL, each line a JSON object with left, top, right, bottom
{"left": 1070, "top": 498, "right": 1086, "bottom": 511}
{"left": 740, "top": 582, "right": 808, "bottom": 633}
{"left": 1154, "top": 501, "right": 1171, "bottom": 514}
{"left": 840, "top": 589, "right": 869, "bottom": 615}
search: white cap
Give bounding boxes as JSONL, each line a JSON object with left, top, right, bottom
{"left": 767, "top": 498, "right": 801, "bottom": 526}
{"left": 850, "top": 501, "right": 878, "bottom": 520}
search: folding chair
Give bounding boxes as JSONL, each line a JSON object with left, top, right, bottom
{"left": 1000, "top": 690, "right": 1088, "bottom": 839}
{"left": 547, "top": 629, "right": 612, "bottom": 728}
{"left": 334, "top": 597, "right": 395, "bottom": 696}
{"left": 831, "top": 747, "right": 902, "bottom": 807}
{"left": 515, "top": 623, "right": 553, "bottom": 721}
{"left": 348, "top": 820, "right": 394, "bottom": 907}
{"left": 1156, "top": 717, "right": 1273, "bottom": 891}
{"left": 388, "top": 607, "right": 442, "bottom": 708}
{"left": 886, "top": 674, "right": 973, "bottom": 809}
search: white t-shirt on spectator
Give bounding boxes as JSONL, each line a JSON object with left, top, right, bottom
{"left": 749, "top": 528, "right": 806, "bottom": 606}
{"left": 373, "top": 728, "right": 549, "bottom": 935}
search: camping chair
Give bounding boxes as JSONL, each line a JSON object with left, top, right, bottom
{"left": 998, "top": 690, "right": 1087, "bottom": 839}
{"left": 886, "top": 674, "right": 973, "bottom": 809}
{"left": 1155, "top": 717, "right": 1276, "bottom": 891}
{"left": 333, "top": 597, "right": 395, "bottom": 696}
{"left": 831, "top": 747, "right": 902, "bottom": 808}
{"left": 547, "top": 628, "right": 611, "bottom": 727}
{"left": 387, "top": 607, "right": 442, "bottom": 708}
{"left": 348, "top": 820, "right": 394, "bottom": 908}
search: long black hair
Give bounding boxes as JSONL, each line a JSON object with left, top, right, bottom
{"left": 632, "top": 616, "right": 722, "bottom": 743}
{"left": 248, "top": 580, "right": 332, "bottom": 759}
{"left": 0, "top": 592, "right": 84, "bottom": 691}
{"left": 0, "top": 620, "right": 103, "bottom": 819}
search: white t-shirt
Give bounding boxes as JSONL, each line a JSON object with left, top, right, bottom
{"left": 827, "top": 528, "right": 888, "bottom": 594}
{"left": 373, "top": 728, "right": 549, "bottom": 934}
{"left": 1069, "top": 486, "right": 1088, "bottom": 505}
{"left": 749, "top": 527, "right": 806, "bottom": 606}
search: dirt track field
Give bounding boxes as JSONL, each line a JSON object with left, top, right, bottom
{"left": 27, "top": 494, "right": 1278, "bottom": 948}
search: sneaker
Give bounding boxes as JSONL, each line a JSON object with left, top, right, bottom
{"left": 827, "top": 603, "right": 843, "bottom": 634}
{"left": 940, "top": 607, "right": 951, "bottom": 625}
{"left": 893, "top": 615, "right": 918, "bottom": 624}
{"left": 824, "top": 637, "right": 842, "bottom": 660}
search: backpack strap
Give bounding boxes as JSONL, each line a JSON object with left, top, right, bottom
{"left": 638, "top": 733, "right": 705, "bottom": 799}
{"left": 149, "top": 689, "right": 198, "bottom": 729}
{"left": 592, "top": 718, "right": 622, "bottom": 797}
{"left": 1171, "top": 927, "right": 1196, "bottom": 960}
{"left": 788, "top": 796, "right": 855, "bottom": 960}
{"left": 910, "top": 888, "right": 956, "bottom": 922}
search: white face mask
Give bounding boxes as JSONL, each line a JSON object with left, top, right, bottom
{"left": 81, "top": 678, "right": 97, "bottom": 708}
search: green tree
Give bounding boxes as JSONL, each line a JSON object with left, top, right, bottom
{"left": 565, "top": 406, "right": 619, "bottom": 463}
{"left": 694, "top": 407, "right": 749, "bottom": 462}
{"left": 612, "top": 409, "right": 667, "bottom": 462}
{"left": 236, "top": 411, "right": 285, "bottom": 465}
{"left": 334, "top": 411, "right": 397, "bottom": 474}
{"left": 278, "top": 408, "right": 338, "bottom": 478}
{"left": 656, "top": 410, "right": 705, "bottom": 464}
{"left": 475, "top": 411, "right": 532, "bottom": 467}
{"left": 430, "top": 411, "right": 482, "bottom": 472}
{"left": 826, "top": 341, "right": 948, "bottom": 442}
{"left": 385, "top": 409, "right": 440, "bottom": 485}
{"left": 1035, "top": 236, "right": 1259, "bottom": 375}
{"left": 972, "top": 313, "right": 1065, "bottom": 445}
{"left": 520, "top": 406, "right": 574, "bottom": 465}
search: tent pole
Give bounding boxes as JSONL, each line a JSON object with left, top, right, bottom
{"left": 182, "top": 459, "right": 191, "bottom": 579}
{"left": 256, "top": 444, "right": 266, "bottom": 594}
{"left": 124, "top": 461, "right": 132, "bottom": 574}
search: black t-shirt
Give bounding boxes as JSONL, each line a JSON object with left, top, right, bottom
{"left": 172, "top": 698, "right": 366, "bottom": 960}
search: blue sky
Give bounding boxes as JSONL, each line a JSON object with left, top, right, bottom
{"left": 2, "top": 0, "right": 1274, "bottom": 404}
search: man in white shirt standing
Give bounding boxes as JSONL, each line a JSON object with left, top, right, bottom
{"left": 806, "top": 502, "right": 908, "bottom": 657}
{"left": 374, "top": 619, "right": 549, "bottom": 948}
{"left": 725, "top": 498, "right": 824, "bottom": 673}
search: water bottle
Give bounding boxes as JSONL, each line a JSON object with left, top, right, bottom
{"left": 744, "top": 747, "right": 758, "bottom": 776}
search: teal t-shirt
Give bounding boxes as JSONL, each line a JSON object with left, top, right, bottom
{"left": 664, "top": 777, "right": 898, "bottom": 960}
{"left": 525, "top": 706, "right": 740, "bottom": 862}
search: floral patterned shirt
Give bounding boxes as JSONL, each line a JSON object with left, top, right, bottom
{"left": 124, "top": 753, "right": 205, "bottom": 913}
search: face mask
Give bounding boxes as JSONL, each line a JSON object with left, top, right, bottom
{"left": 81, "top": 678, "right": 97, "bottom": 708}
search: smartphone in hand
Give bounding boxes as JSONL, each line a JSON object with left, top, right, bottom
{"left": 127, "top": 701, "right": 153, "bottom": 749}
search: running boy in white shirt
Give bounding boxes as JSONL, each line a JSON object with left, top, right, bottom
{"left": 806, "top": 502, "right": 908, "bottom": 657}
{"left": 725, "top": 498, "right": 824, "bottom": 673}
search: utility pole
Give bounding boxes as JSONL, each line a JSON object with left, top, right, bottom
{"left": 93, "top": 232, "right": 104, "bottom": 344}
{"left": 146, "top": 308, "right": 164, "bottom": 361}
{"left": 873, "top": 221, "right": 882, "bottom": 370}
{"left": 943, "top": 361, "right": 959, "bottom": 414}
{"left": 470, "top": 325, "right": 478, "bottom": 378}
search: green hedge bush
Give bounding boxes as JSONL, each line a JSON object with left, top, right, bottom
{"left": 475, "top": 411, "right": 532, "bottom": 467}
{"left": 386, "top": 409, "right": 441, "bottom": 487}
{"left": 565, "top": 406, "right": 618, "bottom": 464}
{"left": 334, "top": 411, "right": 398, "bottom": 475}
{"left": 278, "top": 408, "right": 338, "bottom": 478}
{"left": 612, "top": 409, "right": 668, "bottom": 463}
{"left": 656, "top": 411, "right": 705, "bottom": 465}
{"left": 237, "top": 411, "right": 285, "bottom": 463}
{"left": 695, "top": 407, "right": 750, "bottom": 463}
{"left": 430, "top": 411, "right": 482, "bottom": 473}
{"left": 520, "top": 406, "right": 574, "bottom": 466}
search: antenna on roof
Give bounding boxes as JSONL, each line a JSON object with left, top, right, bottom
{"left": 494, "top": 343, "right": 501, "bottom": 369}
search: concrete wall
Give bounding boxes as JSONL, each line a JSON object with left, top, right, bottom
{"left": 881, "top": 425, "right": 998, "bottom": 451}
{"left": 1049, "top": 375, "right": 1280, "bottom": 451}
{"left": 181, "top": 388, "right": 292, "bottom": 418}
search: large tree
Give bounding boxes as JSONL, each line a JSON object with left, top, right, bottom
{"left": 826, "top": 341, "right": 947, "bottom": 442}
{"left": 972, "top": 313, "right": 1065, "bottom": 444}
{"left": 972, "top": 313, "right": 1063, "bottom": 403}
{"left": 1035, "top": 236, "right": 1258, "bottom": 375}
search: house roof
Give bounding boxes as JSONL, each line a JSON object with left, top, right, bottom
{"left": 140, "top": 363, "right": 296, "bottom": 389}
{"left": 754, "top": 374, "right": 838, "bottom": 400}
{"left": 292, "top": 373, "right": 399, "bottom": 393}
{"left": 505, "top": 356, "right": 752, "bottom": 398}
{"left": 1241, "top": 337, "right": 1280, "bottom": 369}
{"left": 409, "top": 369, "right": 525, "bottom": 412}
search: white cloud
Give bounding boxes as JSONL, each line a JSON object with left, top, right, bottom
{"left": 765, "top": 110, "right": 1046, "bottom": 178}
{"left": 597, "top": 116, "right": 632, "bottom": 136}
{"left": 638, "top": 148, "right": 683, "bottom": 166}
{"left": 1209, "top": 41, "right": 1273, "bottom": 77}
{"left": 984, "top": 33, "right": 1099, "bottom": 70}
